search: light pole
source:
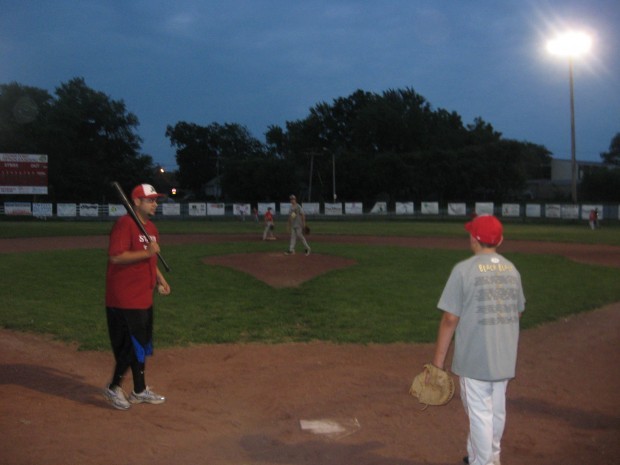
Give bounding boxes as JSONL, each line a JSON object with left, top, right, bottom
{"left": 332, "top": 151, "right": 337, "bottom": 202}
{"left": 547, "top": 31, "right": 591, "bottom": 203}
{"left": 307, "top": 151, "right": 315, "bottom": 202}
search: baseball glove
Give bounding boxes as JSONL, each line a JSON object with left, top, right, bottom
{"left": 409, "top": 363, "right": 455, "bottom": 410}
{"left": 303, "top": 225, "right": 310, "bottom": 235}
{"left": 269, "top": 224, "right": 274, "bottom": 231}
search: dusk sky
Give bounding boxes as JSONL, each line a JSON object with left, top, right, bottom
{"left": 2, "top": 0, "right": 618, "bottom": 171}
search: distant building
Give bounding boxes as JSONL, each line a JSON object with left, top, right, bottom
{"left": 525, "top": 158, "right": 610, "bottom": 201}
{"left": 204, "top": 176, "right": 222, "bottom": 199}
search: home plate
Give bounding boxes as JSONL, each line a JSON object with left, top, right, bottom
{"left": 299, "top": 418, "right": 361, "bottom": 439}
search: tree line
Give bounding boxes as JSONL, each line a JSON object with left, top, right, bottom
{"left": 1, "top": 78, "right": 618, "bottom": 203}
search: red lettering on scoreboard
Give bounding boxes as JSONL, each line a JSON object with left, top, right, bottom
{"left": 0, "top": 153, "right": 48, "bottom": 195}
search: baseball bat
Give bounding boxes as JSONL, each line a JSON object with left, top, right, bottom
{"left": 111, "top": 181, "right": 171, "bottom": 272}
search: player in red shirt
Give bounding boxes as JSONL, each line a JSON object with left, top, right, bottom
{"left": 262, "top": 206, "right": 276, "bottom": 240}
{"left": 102, "top": 184, "right": 171, "bottom": 410}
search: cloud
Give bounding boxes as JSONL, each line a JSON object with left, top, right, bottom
{"left": 163, "top": 12, "right": 199, "bottom": 38}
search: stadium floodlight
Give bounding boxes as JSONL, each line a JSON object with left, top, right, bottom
{"left": 547, "top": 31, "right": 591, "bottom": 58}
{"left": 547, "top": 31, "right": 592, "bottom": 203}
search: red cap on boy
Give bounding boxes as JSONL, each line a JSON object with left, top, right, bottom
{"left": 465, "top": 214, "right": 503, "bottom": 246}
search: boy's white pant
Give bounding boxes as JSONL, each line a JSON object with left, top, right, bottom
{"left": 460, "top": 377, "right": 508, "bottom": 465}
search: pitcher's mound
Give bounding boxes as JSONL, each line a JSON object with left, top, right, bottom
{"left": 204, "top": 252, "right": 357, "bottom": 288}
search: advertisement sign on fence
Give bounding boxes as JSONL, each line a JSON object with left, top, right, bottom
{"left": 344, "top": 202, "right": 363, "bottom": 215}
{"left": 233, "top": 203, "right": 250, "bottom": 217}
{"left": 324, "top": 203, "right": 343, "bottom": 215}
{"left": 4, "top": 202, "right": 32, "bottom": 215}
{"left": 561, "top": 204, "right": 579, "bottom": 219}
{"left": 257, "top": 202, "right": 276, "bottom": 215}
{"left": 526, "top": 204, "right": 542, "bottom": 218}
{"left": 447, "top": 203, "right": 466, "bottom": 216}
{"left": 370, "top": 202, "right": 387, "bottom": 214}
{"left": 162, "top": 203, "right": 181, "bottom": 216}
{"left": 302, "top": 202, "right": 320, "bottom": 215}
{"left": 108, "top": 204, "right": 127, "bottom": 217}
{"left": 475, "top": 202, "right": 494, "bottom": 215}
{"left": 502, "top": 204, "right": 520, "bottom": 217}
{"left": 206, "top": 203, "right": 224, "bottom": 216}
{"left": 395, "top": 202, "right": 414, "bottom": 214}
{"left": 581, "top": 204, "right": 604, "bottom": 220}
{"left": 79, "top": 203, "right": 99, "bottom": 217}
{"left": 189, "top": 203, "right": 207, "bottom": 216}
{"left": 33, "top": 203, "right": 53, "bottom": 217}
{"left": 421, "top": 202, "right": 439, "bottom": 215}
{"left": 545, "top": 204, "right": 561, "bottom": 218}
{"left": 57, "top": 203, "right": 77, "bottom": 217}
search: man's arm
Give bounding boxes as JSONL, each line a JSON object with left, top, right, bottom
{"left": 109, "top": 241, "right": 160, "bottom": 265}
{"left": 156, "top": 267, "right": 171, "bottom": 295}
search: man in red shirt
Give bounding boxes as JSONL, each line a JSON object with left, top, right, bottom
{"left": 589, "top": 208, "right": 599, "bottom": 230}
{"left": 103, "top": 183, "right": 171, "bottom": 410}
{"left": 262, "top": 206, "right": 276, "bottom": 240}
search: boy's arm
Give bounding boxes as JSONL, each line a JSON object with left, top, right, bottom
{"left": 431, "top": 311, "right": 459, "bottom": 370}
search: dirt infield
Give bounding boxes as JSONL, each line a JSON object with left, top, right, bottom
{"left": 2, "top": 234, "right": 620, "bottom": 268}
{"left": 1, "top": 234, "right": 619, "bottom": 465}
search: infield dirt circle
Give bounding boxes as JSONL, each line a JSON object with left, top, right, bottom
{"left": 0, "top": 234, "right": 618, "bottom": 465}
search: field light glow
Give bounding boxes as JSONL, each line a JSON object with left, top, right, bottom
{"left": 547, "top": 31, "right": 592, "bottom": 57}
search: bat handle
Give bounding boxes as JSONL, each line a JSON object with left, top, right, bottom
{"left": 157, "top": 252, "right": 171, "bottom": 272}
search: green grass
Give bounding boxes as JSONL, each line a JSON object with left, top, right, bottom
{"left": 1, "top": 230, "right": 619, "bottom": 350}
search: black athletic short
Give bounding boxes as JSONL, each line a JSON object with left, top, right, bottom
{"left": 106, "top": 307, "right": 153, "bottom": 364}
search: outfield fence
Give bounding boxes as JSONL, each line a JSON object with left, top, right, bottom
{"left": 1, "top": 200, "right": 618, "bottom": 224}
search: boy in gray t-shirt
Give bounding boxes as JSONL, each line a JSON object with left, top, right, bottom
{"left": 429, "top": 215, "right": 525, "bottom": 465}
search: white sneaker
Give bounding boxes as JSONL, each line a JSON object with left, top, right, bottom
{"left": 129, "top": 387, "right": 166, "bottom": 404}
{"left": 103, "top": 385, "right": 131, "bottom": 410}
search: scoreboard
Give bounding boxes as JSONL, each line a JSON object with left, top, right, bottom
{"left": 0, "top": 153, "right": 48, "bottom": 195}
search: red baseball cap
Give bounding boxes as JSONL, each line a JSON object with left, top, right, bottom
{"left": 131, "top": 184, "right": 165, "bottom": 200}
{"left": 465, "top": 214, "right": 503, "bottom": 246}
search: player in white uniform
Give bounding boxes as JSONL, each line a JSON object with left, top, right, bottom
{"left": 430, "top": 215, "right": 525, "bottom": 465}
{"left": 285, "top": 195, "right": 310, "bottom": 255}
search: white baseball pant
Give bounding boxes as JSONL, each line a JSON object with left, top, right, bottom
{"left": 460, "top": 377, "right": 508, "bottom": 465}
{"left": 288, "top": 226, "right": 309, "bottom": 252}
